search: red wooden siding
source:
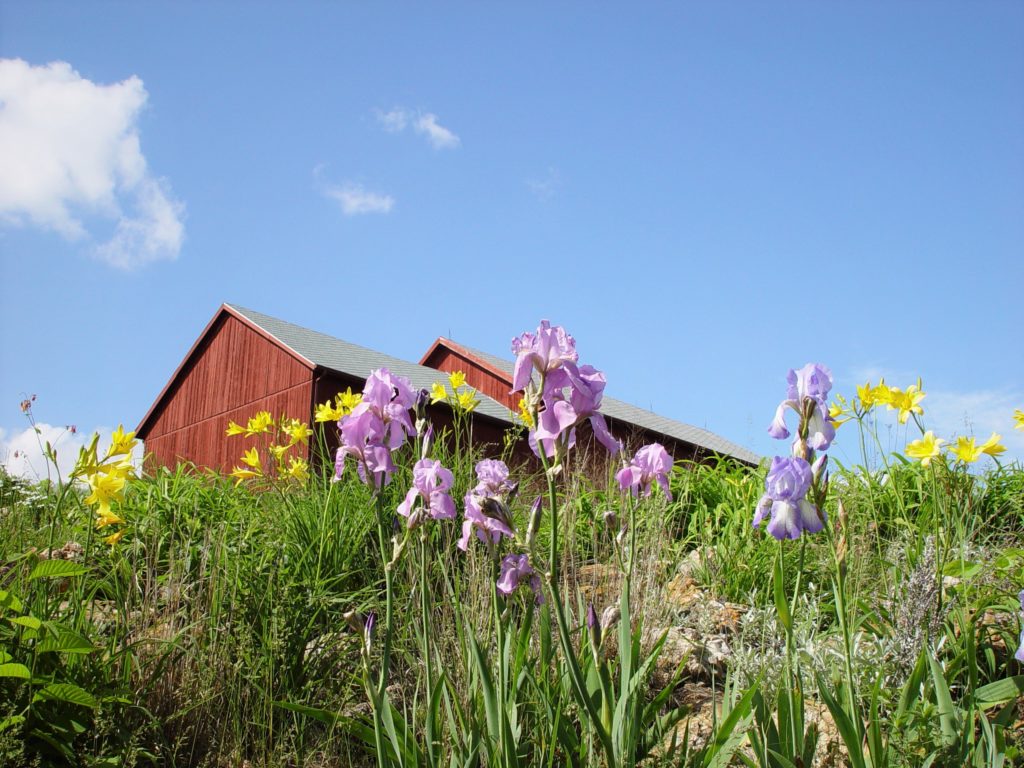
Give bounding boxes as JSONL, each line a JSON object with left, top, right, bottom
{"left": 142, "top": 313, "right": 313, "bottom": 472}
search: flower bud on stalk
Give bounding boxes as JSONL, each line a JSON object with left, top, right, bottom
{"left": 586, "top": 603, "right": 602, "bottom": 660}
{"left": 835, "top": 499, "right": 848, "bottom": 578}
{"left": 525, "top": 496, "right": 543, "bottom": 551}
{"left": 602, "top": 509, "right": 619, "bottom": 530}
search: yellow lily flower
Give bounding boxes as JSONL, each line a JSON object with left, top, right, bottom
{"left": 456, "top": 389, "right": 479, "bottom": 412}
{"left": 517, "top": 397, "right": 535, "bottom": 429}
{"left": 230, "top": 466, "right": 261, "bottom": 485}
{"left": 1014, "top": 409, "right": 1024, "bottom": 431}
{"left": 430, "top": 382, "right": 447, "bottom": 405}
{"left": 269, "top": 444, "right": 289, "bottom": 461}
{"left": 287, "top": 457, "right": 309, "bottom": 482}
{"left": 109, "top": 424, "right": 137, "bottom": 456}
{"left": 240, "top": 447, "right": 262, "bottom": 470}
{"left": 905, "top": 431, "right": 944, "bottom": 467}
{"left": 887, "top": 382, "right": 925, "bottom": 424}
{"left": 872, "top": 379, "right": 893, "bottom": 407}
{"left": 828, "top": 399, "right": 851, "bottom": 428}
{"left": 978, "top": 432, "right": 1006, "bottom": 457}
{"left": 85, "top": 472, "right": 126, "bottom": 518}
{"left": 949, "top": 436, "right": 982, "bottom": 464}
{"left": 226, "top": 420, "right": 246, "bottom": 436}
{"left": 245, "top": 411, "right": 274, "bottom": 436}
{"left": 283, "top": 418, "right": 313, "bottom": 446}
{"left": 95, "top": 509, "right": 125, "bottom": 529}
{"left": 337, "top": 388, "right": 362, "bottom": 414}
{"left": 856, "top": 381, "right": 877, "bottom": 410}
{"left": 314, "top": 400, "right": 343, "bottom": 423}
{"left": 448, "top": 370, "right": 467, "bottom": 389}
{"left": 103, "top": 530, "right": 125, "bottom": 546}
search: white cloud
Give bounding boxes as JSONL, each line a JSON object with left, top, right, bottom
{"left": 0, "top": 423, "right": 143, "bottom": 482}
{"left": 0, "top": 58, "right": 185, "bottom": 269}
{"left": 374, "top": 106, "right": 460, "bottom": 149}
{"left": 413, "top": 113, "right": 460, "bottom": 149}
{"left": 925, "top": 387, "right": 1024, "bottom": 462}
{"left": 323, "top": 181, "right": 395, "bottom": 216}
{"left": 526, "top": 167, "right": 562, "bottom": 201}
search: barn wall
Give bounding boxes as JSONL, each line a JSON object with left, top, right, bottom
{"left": 423, "top": 348, "right": 517, "bottom": 410}
{"left": 143, "top": 314, "right": 313, "bottom": 472}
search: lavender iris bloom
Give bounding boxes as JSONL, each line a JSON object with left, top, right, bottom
{"left": 335, "top": 368, "right": 416, "bottom": 487}
{"left": 534, "top": 364, "right": 619, "bottom": 456}
{"left": 616, "top": 443, "right": 674, "bottom": 500}
{"left": 496, "top": 553, "right": 543, "bottom": 602}
{"left": 753, "top": 456, "right": 824, "bottom": 540}
{"left": 767, "top": 363, "right": 836, "bottom": 452}
{"left": 397, "top": 458, "right": 456, "bottom": 525}
{"left": 458, "top": 459, "right": 517, "bottom": 550}
{"left": 510, "top": 320, "right": 578, "bottom": 393}
{"left": 1016, "top": 589, "right": 1024, "bottom": 664}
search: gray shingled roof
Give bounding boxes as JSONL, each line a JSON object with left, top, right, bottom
{"left": 229, "top": 304, "right": 760, "bottom": 465}
{"left": 454, "top": 341, "right": 761, "bottom": 465}
{"left": 227, "top": 304, "right": 518, "bottom": 424}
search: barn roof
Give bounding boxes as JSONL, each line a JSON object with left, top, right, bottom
{"left": 422, "top": 337, "right": 761, "bottom": 466}
{"left": 224, "top": 304, "right": 516, "bottom": 425}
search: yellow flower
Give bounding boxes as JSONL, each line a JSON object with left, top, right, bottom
{"left": 337, "top": 388, "right": 362, "bottom": 414}
{"left": 517, "top": 397, "right": 535, "bottom": 429}
{"left": 240, "top": 447, "right": 262, "bottom": 470}
{"left": 430, "top": 382, "right": 448, "bottom": 405}
{"left": 286, "top": 457, "right": 309, "bottom": 482}
{"left": 456, "top": 389, "right": 479, "bottom": 412}
{"left": 103, "top": 530, "right": 125, "bottom": 546}
{"left": 828, "top": 396, "right": 851, "bottom": 428}
{"left": 905, "top": 431, "right": 944, "bottom": 467}
{"left": 887, "top": 381, "right": 925, "bottom": 424}
{"left": 448, "top": 370, "right": 467, "bottom": 389}
{"left": 856, "top": 381, "right": 876, "bottom": 410}
{"left": 978, "top": 432, "right": 1006, "bottom": 458}
{"left": 269, "top": 444, "right": 289, "bottom": 461}
{"left": 314, "top": 400, "right": 343, "bottom": 423}
{"left": 1014, "top": 409, "right": 1024, "bottom": 431}
{"left": 226, "top": 420, "right": 246, "bottom": 436}
{"left": 871, "top": 379, "right": 893, "bottom": 407}
{"left": 230, "top": 466, "right": 261, "bottom": 485}
{"left": 949, "top": 436, "right": 982, "bottom": 464}
{"left": 85, "top": 472, "right": 126, "bottom": 519}
{"left": 283, "top": 419, "right": 313, "bottom": 445}
{"left": 245, "top": 411, "right": 274, "bottom": 436}
{"left": 109, "top": 425, "right": 137, "bottom": 456}
{"left": 95, "top": 509, "right": 125, "bottom": 529}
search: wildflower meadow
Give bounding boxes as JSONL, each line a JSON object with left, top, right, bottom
{"left": 1, "top": 321, "right": 1022, "bottom": 767}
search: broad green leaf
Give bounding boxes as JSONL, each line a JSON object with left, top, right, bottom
{"left": 0, "top": 590, "right": 23, "bottom": 614}
{"left": 0, "top": 715, "right": 24, "bottom": 733}
{"left": 273, "top": 700, "right": 340, "bottom": 724}
{"left": 8, "top": 615, "right": 41, "bottom": 631}
{"left": 815, "top": 673, "right": 867, "bottom": 768}
{"left": 974, "top": 676, "right": 1024, "bottom": 708}
{"left": 32, "top": 682, "right": 98, "bottom": 709}
{"left": 928, "top": 656, "right": 959, "bottom": 747}
{"left": 773, "top": 553, "right": 791, "bottom": 632}
{"left": 36, "top": 629, "right": 96, "bottom": 655}
{"left": 0, "top": 663, "right": 30, "bottom": 679}
{"left": 28, "top": 560, "right": 88, "bottom": 581}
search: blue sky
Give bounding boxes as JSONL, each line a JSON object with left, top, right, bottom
{"left": 1, "top": 2, "right": 1022, "bottom": 478}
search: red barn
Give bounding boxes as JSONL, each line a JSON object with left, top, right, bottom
{"left": 136, "top": 304, "right": 759, "bottom": 473}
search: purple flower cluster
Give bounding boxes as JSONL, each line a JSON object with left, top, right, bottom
{"left": 768, "top": 363, "right": 837, "bottom": 453}
{"left": 617, "top": 443, "right": 674, "bottom": 500}
{"left": 497, "top": 553, "right": 543, "bottom": 602}
{"left": 753, "top": 456, "right": 825, "bottom": 540}
{"left": 757, "top": 363, "right": 832, "bottom": 540}
{"left": 335, "top": 368, "right": 416, "bottom": 489}
{"left": 397, "top": 458, "right": 456, "bottom": 528}
{"left": 511, "top": 320, "right": 618, "bottom": 458}
{"left": 458, "top": 459, "right": 517, "bottom": 550}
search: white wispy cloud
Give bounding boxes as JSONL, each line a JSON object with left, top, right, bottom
{"left": 0, "top": 58, "right": 185, "bottom": 269}
{"left": 0, "top": 423, "right": 143, "bottom": 482}
{"left": 374, "top": 107, "right": 460, "bottom": 150}
{"left": 323, "top": 181, "right": 395, "bottom": 216}
{"left": 925, "top": 387, "right": 1024, "bottom": 461}
{"left": 526, "top": 167, "right": 562, "bottom": 201}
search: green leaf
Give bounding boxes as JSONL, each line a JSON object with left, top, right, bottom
{"left": 32, "top": 682, "right": 98, "bottom": 709}
{"left": 773, "top": 552, "right": 791, "bottom": 632}
{"left": 0, "top": 715, "right": 25, "bottom": 733}
{"left": 273, "top": 700, "right": 340, "bottom": 724}
{"left": 928, "top": 656, "right": 959, "bottom": 747}
{"left": 974, "top": 676, "right": 1024, "bottom": 709}
{"left": 28, "top": 560, "right": 88, "bottom": 581}
{"left": 815, "top": 673, "right": 867, "bottom": 768}
{"left": 0, "top": 663, "right": 30, "bottom": 679}
{"left": 0, "top": 590, "right": 23, "bottom": 614}
{"left": 8, "top": 615, "right": 41, "bottom": 631}
{"left": 36, "top": 629, "right": 96, "bottom": 655}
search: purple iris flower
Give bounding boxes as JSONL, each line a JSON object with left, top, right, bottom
{"left": 458, "top": 459, "right": 517, "bottom": 551}
{"left": 616, "top": 443, "right": 674, "bottom": 500}
{"left": 397, "top": 458, "right": 456, "bottom": 525}
{"left": 496, "top": 553, "right": 543, "bottom": 602}
{"left": 335, "top": 368, "right": 416, "bottom": 487}
{"left": 511, "top": 320, "right": 578, "bottom": 393}
{"left": 753, "top": 456, "right": 824, "bottom": 540}
{"left": 767, "top": 363, "right": 836, "bottom": 452}
{"left": 533, "top": 363, "right": 619, "bottom": 456}
{"left": 1016, "top": 589, "right": 1024, "bottom": 664}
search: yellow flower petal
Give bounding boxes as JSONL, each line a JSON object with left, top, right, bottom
{"left": 448, "top": 370, "right": 467, "bottom": 389}
{"left": 979, "top": 432, "right": 1006, "bottom": 457}
{"left": 906, "top": 431, "right": 944, "bottom": 467}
